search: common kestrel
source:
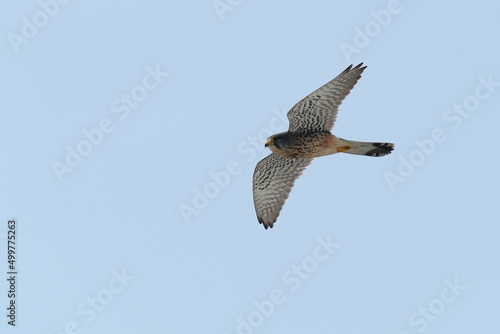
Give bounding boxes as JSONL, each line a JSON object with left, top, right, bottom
{"left": 253, "top": 63, "right": 394, "bottom": 229}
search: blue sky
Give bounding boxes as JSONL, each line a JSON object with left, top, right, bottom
{"left": 1, "top": 0, "right": 499, "bottom": 333}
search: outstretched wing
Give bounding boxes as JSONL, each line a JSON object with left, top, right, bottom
{"left": 253, "top": 153, "right": 313, "bottom": 229}
{"left": 287, "top": 63, "right": 367, "bottom": 133}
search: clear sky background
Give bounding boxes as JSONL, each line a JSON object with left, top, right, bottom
{"left": 1, "top": 0, "right": 499, "bottom": 333}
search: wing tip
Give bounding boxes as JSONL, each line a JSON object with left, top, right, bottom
{"left": 344, "top": 62, "right": 367, "bottom": 73}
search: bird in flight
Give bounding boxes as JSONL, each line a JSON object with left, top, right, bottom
{"left": 252, "top": 63, "right": 394, "bottom": 229}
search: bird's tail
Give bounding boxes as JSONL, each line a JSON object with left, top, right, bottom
{"left": 339, "top": 138, "right": 394, "bottom": 157}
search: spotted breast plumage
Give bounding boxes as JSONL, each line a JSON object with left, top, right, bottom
{"left": 252, "top": 63, "right": 394, "bottom": 229}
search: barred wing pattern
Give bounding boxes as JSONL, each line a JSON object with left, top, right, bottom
{"left": 287, "top": 63, "right": 366, "bottom": 133}
{"left": 253, "top": 153, "right": 313, "bottom": 229}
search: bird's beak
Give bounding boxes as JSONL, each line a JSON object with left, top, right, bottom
{"left": 265, "top": 138, "right": 271, "bottom": 148}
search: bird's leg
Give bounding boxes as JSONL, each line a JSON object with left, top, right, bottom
{"left": 336, "top": 146, "right": 351, "bottom": 152}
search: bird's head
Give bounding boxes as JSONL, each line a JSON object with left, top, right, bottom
{"left": 265, "top": 132, "right": 289, "bottom": 154}
{"left": 264, "top": 137, "right": 275, "bottom": 148}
